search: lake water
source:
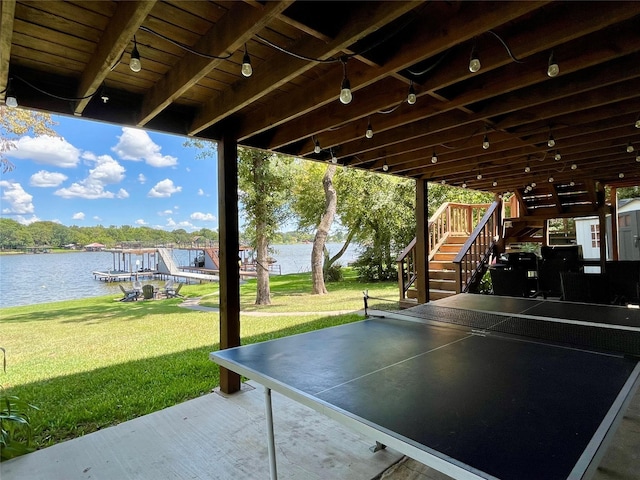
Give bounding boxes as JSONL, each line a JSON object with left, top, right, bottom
{"left": 0, "top": 243, "right": 361, "bottom": 308}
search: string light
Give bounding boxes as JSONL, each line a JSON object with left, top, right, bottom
{"left": 619, "top": 172, "right": 625, "bottom": 178}
{"left": 482, "top": 134, "right": 490, "bottom": 150}
{"left": 339, "top": 58, "right": 352, "bottom": 104}
{"left": 531, "top": 182, "right": 537, "bottom": 188}
{"left": 636, "top": 153, "right": 640, "bottom": 162}
{"left": 130, "top": 36, "right": 141, "bottom": 72}
{"left": 476, "top": 173, "right": 483, "bottom": 180}
{"left": 524, "top": 165, "right": 531, "bottom": 173}
{"left": 548, "top": 176, "right": 554, "bottom": 183}
{"left": 571, "top": 163, "right": 577, "bottom": 170}
{"left": 469, "top": 45, "right": 481, "bottom": 73}
{"left": 4, "top": 78, "right": 17, "bottom": 107}
{"left": 626, "top": 142, "right": 634, "bottom": 153}
{"left": 407, "top": 81, "right": 417, "bottom": 105}
{"left": 492, "top": 180, "right": 498, "bottom": 187}
{"left": 462, "top": 181, "right": 467, "bottom": 188}
{"left": 441, "top": 179, "right": 446, "bottom": 184}
{"left": 241, "top": 44, "right": 253, "bottom": 77}
{"left": 365, "top": 119, "right": 373, "bottom": 139}
{"left": 554, "top": 151, "right": 561, "bottom": 161}
{"left": 547, "top": 51, "right": 559, "bottom": 77}
{"left": 635, "top": 115, "right": 640, "bottom": 128}
{"left": 431, "top": 150, "right": 438, "bottom": 164}
{"left": 547, "top": 133, "right": 555, "bottom": 148}
{"left": 569, "top": 181, "right": 575, "bottom": 187}
{"left": 314, "top": 140, "right": 321, "bottom": 154}
{"left": 382, "top": 162, "right": 389, "bottom": 172}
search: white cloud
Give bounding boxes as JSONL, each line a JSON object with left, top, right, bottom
{"left": 135, "top": 219, "right": 147, "bottom": 225}
{"left": 5, "top": 135, "right": 81, "bottom": 167}
{"left": 138, "top": 173, "right": 146, "bottom": 184}
{"left": 190, "top": 212, "right": 216, "bottom": 222}
{"left": 12, "top": 214, "right": 40, "bottom": 225}
{"left": 112, "top": 127, "right": 178, "bottom": 167}
{"left": 148, "top": 179, "right": 182, "bottom": 198}
{"left": 55, "top": 155, "right": 126, "bottom": 199}
{"left": 159, "top": 209, "right": 173, "bottom": 216}
{"left": 93, "top": 215, "right": 102, "bottom": 221}
{"left": 0, "top": 181, "right": 35, "bottom": 214}
{"left": 72, "top": 212, "right": 85, "bottom": 220}
{"left": 30, "top": 170, "right": 68, "bottom": 187}
{"left": 197, "top": 188, "right": 204, "bottom": 196}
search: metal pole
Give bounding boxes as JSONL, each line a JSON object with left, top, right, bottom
{"left": 264, "top": 386, "right": 278, "bottom": 480}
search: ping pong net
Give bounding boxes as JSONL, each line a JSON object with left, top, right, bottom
{"left": 398, "top": 303, "right": 640, "bottom": 357}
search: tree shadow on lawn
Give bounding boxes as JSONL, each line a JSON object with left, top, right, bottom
{"left": 1, "top": 297, "right": 199, "bottom": 325}
{"left": 7, "top": 313, "right": 363, "bottom": 449}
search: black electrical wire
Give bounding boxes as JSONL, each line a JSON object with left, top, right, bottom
{"left": 12, "top": 75, "right": 97, "bottom": 101}
{"left": 487, "top": 30, "right": 525, "bottom": 64}
{"left": 139, "top": 25, "right": 234, "bottom": 60}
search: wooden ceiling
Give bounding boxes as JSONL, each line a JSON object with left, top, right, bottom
{"left": 2, "top": 1, "right": 639, "bottom": 199}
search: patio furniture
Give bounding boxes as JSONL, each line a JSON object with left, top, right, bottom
{"left": 605, "top": 261, "right": 640, "bottom": 305}
{"left": 118, "top": 284, "right": 138, "bottom": 302}
{"left": 142, "top": 284, "right": 155, "bottom": 300}
{"left": 560, "top": 272, "right": 611, "bottom": 304}
{"left": 166, "top": 283, "right": 183, "bottom": 298}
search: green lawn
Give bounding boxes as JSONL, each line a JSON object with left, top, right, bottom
{"left": 1, "top": 270, "right": 397, "bottom": 452}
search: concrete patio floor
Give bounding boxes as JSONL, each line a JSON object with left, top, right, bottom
{"left": 0, "top": 381, "right": 403, "bottom": 480}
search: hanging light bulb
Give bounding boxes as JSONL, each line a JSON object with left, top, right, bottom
{"left": 462, "top": 182, "right": 467, "bottom": 189}
{"left": 407, "top": 82, "right": 417, "bottom": 105}
{"left": 431, "top": 150, "right": 438, "bottom": 164}
{"left": 569, "top": 181, "right": 575, "bottom": 187}
{"left": 636, "top": 153, "right": 640, "bottom": 162}
{"left": 469, "top": 46, "right": 481, "bottom": 73}
{"left": 531, "top": 182, "right": 537, "bottom": 188}
{"left": 635, "top": 117, "right": 640, "bottom": 128}
{"left": 524, "top": 165, "right": 531, "bottom": 173}
{"left": 339, "top": 58, "right": 352, "bottom": 104}
{"left": 130, "top": 36, "right": 141, "bottom": 72}
{"left": 619, "top": 172, "right": 625, "bottom": 179}
{"left": 626, "top": 142, "right": 634, "bottom": 153}
{"left": 525, "top": 185, "right": 532, "bottom": 192}
{"left": 365, "top": 120, "right": 373, "bottom": 139}
{"left": 547, "top": 133, "right": 555, "bottom": 148}
{"left": 482, "top": 134, "right": 490, "bottom": 150}
{"left": 382, "top": 162, "right": 389, "bottom": 172}
{"left": 492, "top": 180, "right": 498, "bottom": 187}
{"left": 547, "top": 51, "right": 559, "bottom": 78}
{"left": 441, "top": 179, "right": 446, "bottom": 185}
{"left": 314, "top": 140, "right": 321, "bottom": 154}
{"left": 241, "top": 44, "right": 253, "bottom": 77}
{"left": 554, "top": 151, "right": 561, "bottom": 161}
{"left": 331, "top": 150, "right": 338, "bottom": 164}
{"left": 99, "top": 84, "right": 109, "bottom": 104}
{"left": 5, "top": 78, "right": 18, "bottom": 108}
{"left": 571, "top": 163, "right": 577, "bottom": 170}
{"left": 476, "top": 173, "right": 483, "bottom": 180}
{"left": 548, "top": 176, "right": 554, "bottom": 183}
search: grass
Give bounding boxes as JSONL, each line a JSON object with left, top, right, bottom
{"left": 0, "top": 269, "right": 397, "bottom": 452}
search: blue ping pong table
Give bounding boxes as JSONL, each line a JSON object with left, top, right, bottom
{"left": 210, "top": 294, "right": 640, "bottom": 480}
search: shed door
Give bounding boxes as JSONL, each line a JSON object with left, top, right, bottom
{"left": 619, "top": 212, "right": 640, "bottom": 260}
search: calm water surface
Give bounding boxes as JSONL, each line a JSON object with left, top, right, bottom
{"left": 0, "top": 243, "right": 360, "bottom": 308}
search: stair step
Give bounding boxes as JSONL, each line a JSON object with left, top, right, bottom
{"left": 429, "top": 261, "right": 455, "bottom": 271}
{"left": 429, "top": 279, "right": 457, "bottom": 291}
{"left": 433, "top": 252, "right": 457, "bottom": 261}
{"left": 439, "top": 244, "right": 461, "bottom": 253}
{"left": 430, "top": 270, "right": 456, "bottom": 280}
{"left": 429, "top": 289, "right": 457, "bottom": 300}
{"left": 445, "top": 236, "right": 469, "bottom": 244}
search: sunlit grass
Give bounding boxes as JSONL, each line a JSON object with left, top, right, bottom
{"left": 0, "top": 269, "right": 392, "bottom": 451}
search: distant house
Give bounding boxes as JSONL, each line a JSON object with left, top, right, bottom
{"left": 85, "top": 243, "right": 105, "bottom": 252}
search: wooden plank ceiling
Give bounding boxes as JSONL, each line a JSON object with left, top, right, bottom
{"left": 1, "top": 1, "right": 639, "bottom": 214}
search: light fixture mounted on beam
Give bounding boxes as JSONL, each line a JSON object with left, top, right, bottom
{"left": 547, "top": 51, "right": 559, "bottom": 78}
{"left": 4, "top": 78, "right": 18, "bottom": 108}
{"left": 431, "top": 150, "right": 438, "bottom": 164}
{"left": 365, "top": 118, "right": 374, "bottom": 139}
{"left": 407, "top": 81, "right": 417, "bottom": 105}
{"left": 469, "top": 45, "right": 481, "bottom": 73}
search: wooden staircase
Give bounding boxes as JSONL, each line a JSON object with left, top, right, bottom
{"left": 398, "top": 202, "right": 499, "bottom": 308}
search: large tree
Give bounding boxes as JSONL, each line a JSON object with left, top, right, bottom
{"left": 0, "top": 106, "right": 57, "bottom": 172}
{"left": 238, "top": 148, "right": 293, "bottom": 304}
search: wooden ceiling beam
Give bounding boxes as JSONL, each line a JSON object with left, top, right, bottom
{"left": 188, "top": 0, "right": 417, "bottom": 136}
{"left": 74, "top": 1, "right": 156, "bottom": 115}
{"left": 239, "top": 1, "right": 545, "bottom": 143}
{"left": 0, "top": 0, "right": 16, "bottom": 94}
{"left": 138, "top": 1, "right": 293, "bottom": 126}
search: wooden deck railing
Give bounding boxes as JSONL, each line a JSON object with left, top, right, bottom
{"left": 397, "top": 202, "right": 493, "bottom": 302}
{"left": 452, "top": 201, "right": 501, "bottom": 293}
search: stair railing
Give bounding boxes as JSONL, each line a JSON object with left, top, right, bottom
{"left": 397, "top": 202, "right": 492, "bottom": 302}
{"left": 452, "top": 200, "right": 501, "bottom": 293}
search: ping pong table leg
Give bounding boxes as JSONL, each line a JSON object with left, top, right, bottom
{"left": 264, "top": 386, "right": 278, "bottom": 480}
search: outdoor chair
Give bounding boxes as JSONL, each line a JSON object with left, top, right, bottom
{"left": 118, "top": 284, "right": 138, "bottom": 302}
{"left": 560, "top": 272, "right": 611, "bottom": 305}
{"left": 133, "top": 280, "right": 143, "bottom": 295}
{"left": 489, "top": 266, "right": 532, "bottom": 297}
{"left": 166, "top": 282, "right": 183, "bottom": 298}
{"left": 605, "top": 261, "right": 640, "bottom": 305}
{"left": 142, "top": 284, "right": 155, "bottom": 300}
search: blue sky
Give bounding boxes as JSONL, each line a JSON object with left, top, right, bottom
{"left": 1, "top": 114, "right": 219, "bottom": 231}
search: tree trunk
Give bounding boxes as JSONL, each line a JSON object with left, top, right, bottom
{"left": 255, "top": 226, "right": 271, "bottom": 305}
{"left": 311, "top": 164, "right": 337, "bottom": 295}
